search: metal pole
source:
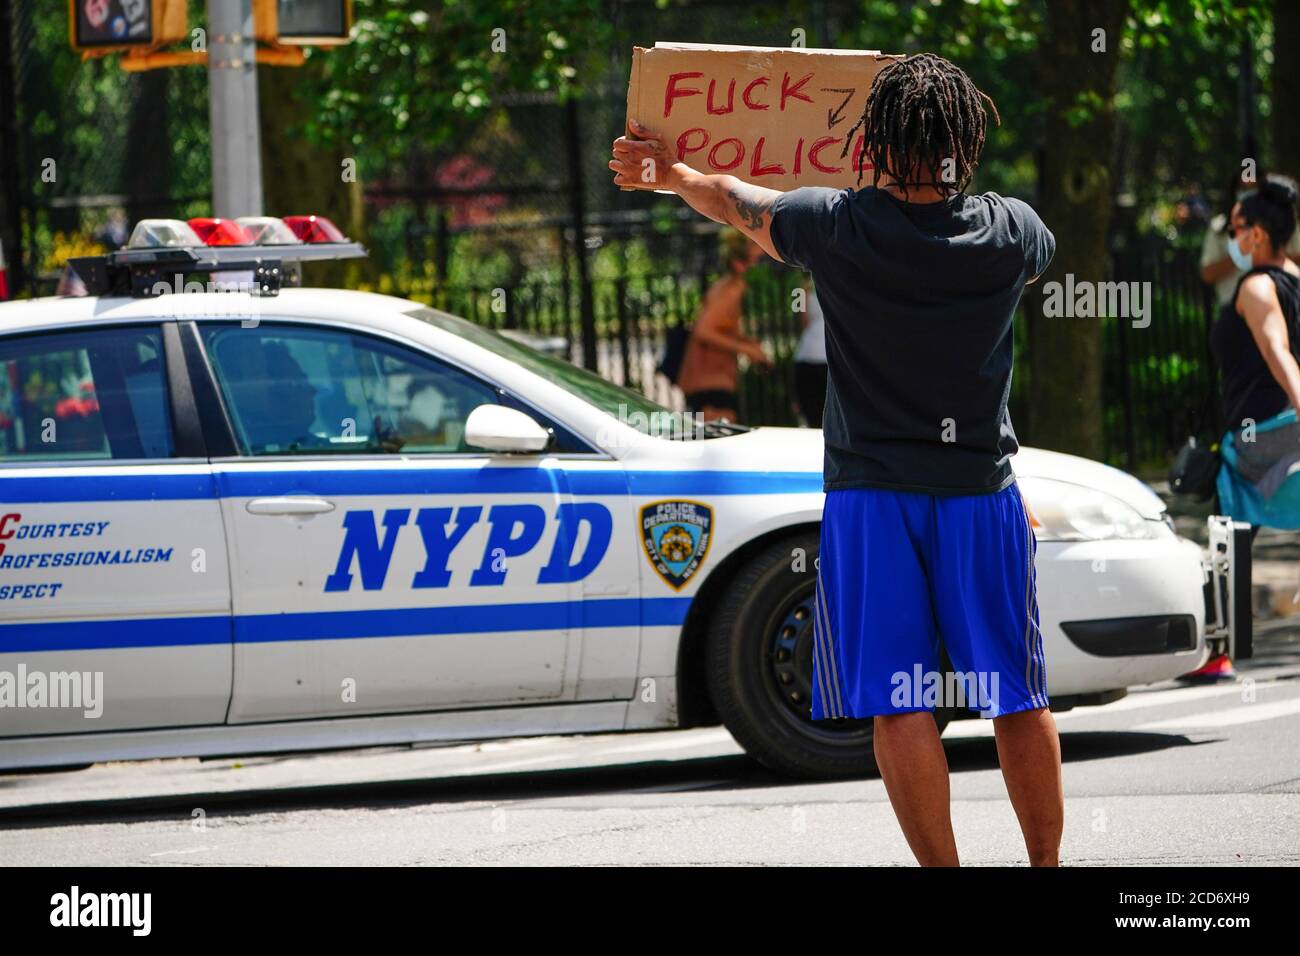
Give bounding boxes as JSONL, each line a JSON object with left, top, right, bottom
{"left": 207, "top": 0, "right": 262, "bottom": 217}
{"left": 565, "top": 97, "right": 598, "bottom": 371}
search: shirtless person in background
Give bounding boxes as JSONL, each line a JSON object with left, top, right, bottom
{"left": 676, "top": 230, "right": 771, "bottom": 422}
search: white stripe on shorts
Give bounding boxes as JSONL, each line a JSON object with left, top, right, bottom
{"left": 813, "top": 568, "right": 846, "bottom": 718}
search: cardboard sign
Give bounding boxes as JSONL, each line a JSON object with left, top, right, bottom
{"left": 625, "top": 42, "right": 900, "bottom": 192}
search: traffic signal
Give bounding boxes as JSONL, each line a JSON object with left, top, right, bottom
{"left": 257, "top": 0, "right": 353, "bottom": 47}
{"left": 67, "top": 0, "right": 187, "bottom": 56}
{"left": 67, "top": 0, "right": 352, "bottom": 69}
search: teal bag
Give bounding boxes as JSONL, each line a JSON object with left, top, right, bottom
{"left": 1217, "top": 406, "right": 1300, "bottom": 529}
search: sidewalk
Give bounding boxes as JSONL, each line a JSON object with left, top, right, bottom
{"left": 1153, "top": 481, "right": 1300, "bottom": 619}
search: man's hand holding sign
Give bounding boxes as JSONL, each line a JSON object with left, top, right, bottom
{"left": 612, "top": 44, "right": 1065, "bottom": 869}
{"left": 611, "top": 117, "right": 785, "bottom": 262}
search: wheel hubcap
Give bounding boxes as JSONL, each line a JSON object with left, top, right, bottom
{"left": 765, "top": 584, "right": 872, "bottom": 739}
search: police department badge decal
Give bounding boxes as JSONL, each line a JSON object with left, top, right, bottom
{"left": 640, "top": 500, "right": 713, "bottom": 590}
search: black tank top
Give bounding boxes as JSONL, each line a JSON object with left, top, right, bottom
{"left": 1210, "top": 265, "right": 1300, "bottom": 434}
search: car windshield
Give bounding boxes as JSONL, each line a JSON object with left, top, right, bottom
{"left": 406, "top": 306, "right": 748, "bottom": 439}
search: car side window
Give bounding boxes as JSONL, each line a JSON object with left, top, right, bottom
{"left": 0, "top": 327, "right": 174, "bottom": 462}
{"left": 200, "top": 323, "right": 502, "bottom": 456}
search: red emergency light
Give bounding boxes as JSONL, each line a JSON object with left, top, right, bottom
{"left": 187, "top": 218, "right": 253, "bottom": 246}
{"left": 282, "top": 215, "right": 348, "bottom": 243}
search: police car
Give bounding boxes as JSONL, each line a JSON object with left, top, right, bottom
{"left": 0, "top": 217, "right": 1251, "bottom": 779}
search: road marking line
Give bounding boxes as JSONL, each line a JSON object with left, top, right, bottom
{"left": 1134, "top": 696, "right": 1300, "bottom": 731}
{"left": 941, "top": 680, "right": 1292, "bottom": 738}
{"left": 1074, "top": 680, "right": 1273, "bottom": 715}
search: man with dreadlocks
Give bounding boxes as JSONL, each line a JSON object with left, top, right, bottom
{"left": 611, "top": 52, "right": 1060, "bottom": 867}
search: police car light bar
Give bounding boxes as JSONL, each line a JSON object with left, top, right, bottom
{"left": 68, "top": 216, "right": 366, "bottom": 298}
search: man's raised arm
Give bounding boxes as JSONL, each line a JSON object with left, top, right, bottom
{"left": 610, "top": 119, "right": 785, "bottom": 263}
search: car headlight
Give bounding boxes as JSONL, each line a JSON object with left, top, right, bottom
{"left": 1017, "top": 476, "right": 1155, "bottom": 541}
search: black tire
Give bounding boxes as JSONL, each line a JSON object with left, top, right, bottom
{"left": 705, "top": 529, "right": 952, "bottom": 780}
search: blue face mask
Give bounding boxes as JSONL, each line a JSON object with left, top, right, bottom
{"left": 1227, "top": 235, "right": 1254, "bottom": 271}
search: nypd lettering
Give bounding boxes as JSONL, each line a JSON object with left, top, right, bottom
{"left": 641, "top": 500, "right": 712, "bottom": 590}
{"left": 325, "top": 502, "right": 613, "bottom": 592}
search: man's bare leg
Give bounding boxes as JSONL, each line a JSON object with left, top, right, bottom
{"left": 992, "top": 707, "right": 1063, "bottom": 866}
{"left": 873, "top": 712, "right": 959, "bottom": 866}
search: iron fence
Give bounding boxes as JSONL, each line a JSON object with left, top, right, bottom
{"left": 400, "top": 240, "right": 1221, "bottom": 475}
{"left": 1106, "top": 241, "right": 1221, "bottom": 471}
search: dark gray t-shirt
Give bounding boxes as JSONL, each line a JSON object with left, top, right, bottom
{"left": 770, "top": 186, "right": 1055, "bottom": 495}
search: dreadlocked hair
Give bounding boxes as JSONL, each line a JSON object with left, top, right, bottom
{"left": 841, "top": 53, "right": 1000, "bottom": 195}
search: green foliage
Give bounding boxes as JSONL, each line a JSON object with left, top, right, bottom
{"left": 1118, "top": 0, "right": 1274, "bottom": 213}
{"left": 841, "top": 0, "right": 1043, "bottom": 197}
{"left": 20, "top": 1, "right": 211, "bottom": 206}
{"left": 12, "top": 0, "right": 1285, "bottom": 301}
{"left": 293, "top": 0, "right": 613, "bottom": 171}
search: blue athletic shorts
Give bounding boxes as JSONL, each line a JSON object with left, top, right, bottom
{"left": 811, "top": 481, "right": 1048, "bottom": 720}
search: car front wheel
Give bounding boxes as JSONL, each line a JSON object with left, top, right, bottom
{"left": 705, "top": 529, "right": 952, "bottom": 780}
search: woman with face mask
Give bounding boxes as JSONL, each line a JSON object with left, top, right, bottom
{"left": 1201, "top": 171, "right": 1300, "bottom": 307}
{"left": 1211, "top": 176, "right": 1300, "bottom": 497}
{"left": 1189, "top": 177, "right": 1300, "bottom": 682}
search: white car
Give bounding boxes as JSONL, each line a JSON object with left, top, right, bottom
{"left": 0, "top": 237, "right": 1248, "bottom": 779}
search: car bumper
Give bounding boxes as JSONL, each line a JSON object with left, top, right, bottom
{"left": 1035, "top": 535, "right": 1208, "bottom": 696}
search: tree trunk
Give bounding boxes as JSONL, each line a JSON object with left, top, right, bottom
{"left": 1273, "top": 0, "right": 1300, "bottom": 181}
{"left": 1028, "top": 0, "right": 1129, "bottom": 461}
{"left": 258, "top": 63, "right": 366, "bottom": 288}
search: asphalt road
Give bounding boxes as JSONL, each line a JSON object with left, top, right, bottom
{"left": 2, "top": 619, "right": 1298, "bottom": 867}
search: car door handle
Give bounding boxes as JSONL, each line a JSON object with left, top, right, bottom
{"left": 246, "top": 496, "right": 336, "bottom": 516}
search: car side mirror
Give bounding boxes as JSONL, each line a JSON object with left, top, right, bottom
{"left": 464, "top": 404, "right": 551, "bottom": 454}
